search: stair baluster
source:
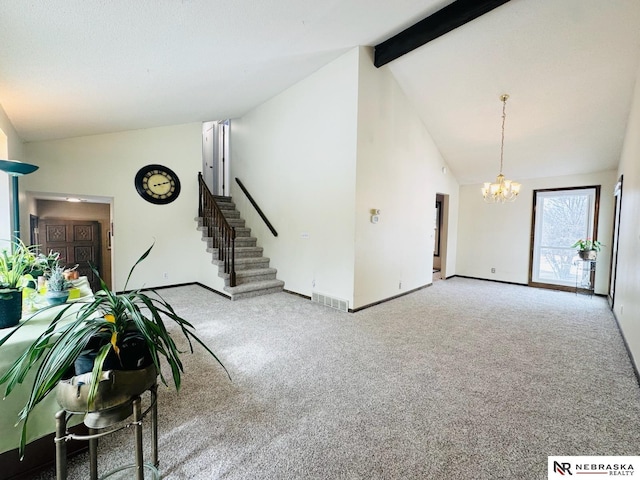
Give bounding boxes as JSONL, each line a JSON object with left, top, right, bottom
{"left": 198, "top": 173, "right": 236, "bottom": 287}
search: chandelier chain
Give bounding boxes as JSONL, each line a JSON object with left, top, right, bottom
{"left": 500, "top": 95, "right": 507, "bottom": 174}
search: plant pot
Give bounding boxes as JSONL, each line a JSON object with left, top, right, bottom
{"left": 56, "top": 363, "right": 157, "bottom": 428}
{"left": 578, "top": 249, "right": 597, "bottom": 261}
{"left": 45, "top": 289, "right": 70, "bottom": 306}
{"left": 74, "top": 331, "right": 153, "bottom": 375}
{"left": 0, "top": 290, "right": 22, "bottom": 329}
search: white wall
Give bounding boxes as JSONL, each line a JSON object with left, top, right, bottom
{"left": 613, "top": 61, "right": 640, "bottom": 370}
{"left": 457, "top": 170, "right": 616, "bottom": 293}
{"left": 231, "top": 48, "right": 360, "bottom": 304}
{"left": 353, "top": 47, "right": 459, "bottom": 308}
{"left": 231, "top": 47, "right": 461, "bottom": 309}
{"left": 21, "top": 123, "right": 214, "bottom": 291}
{"left": 0, "top": 104, "right": 24, "bottom": 241}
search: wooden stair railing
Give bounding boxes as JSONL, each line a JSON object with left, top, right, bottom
{"left": 198, "top": 173, "right": 236, "bottom": 287}
{"left": 235, "top": 178, "right": 278, "bottom": 237}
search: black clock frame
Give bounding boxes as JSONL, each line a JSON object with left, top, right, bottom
{"left": 134, "top": 164, "right": 181, "bottom": 205}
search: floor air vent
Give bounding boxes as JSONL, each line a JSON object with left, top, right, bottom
{"left": 312, "top": 292, "right": 349, "bottom": 312}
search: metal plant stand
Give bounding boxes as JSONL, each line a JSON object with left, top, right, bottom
{"left": 54, "top": 383, "right": 158, "bottom": 480}
{"left": 575, "top": 259, "right": 596, "bottom": 296}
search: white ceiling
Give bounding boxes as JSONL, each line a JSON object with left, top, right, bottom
{"left": 1, "top": 0, "right": 639, "bottom": 185}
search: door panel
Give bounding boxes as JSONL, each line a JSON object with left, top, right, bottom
{"left": 40, "top": 219, "right": 102, "bottom": 292}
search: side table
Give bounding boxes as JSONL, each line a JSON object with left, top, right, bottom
{"left": 54, "top": 384, "right": 158, "bottom": 480}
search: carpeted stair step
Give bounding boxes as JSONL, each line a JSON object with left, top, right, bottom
{"left": 233, "top": 227, "right": 252, "bottom": 238}
{"left": 233, "top": 236, "right": 257, "bottom": 247}
{"left": 203, "top": 236, "right": 257, "bottom": 248}
{"left": 201, "top": 235, "right": 256, "bottom": 249}
{"left": 212, "top": 195, "right": 233, "bottom": 203}
{"left": 207, "top": 246, "right": 263, "bottom": 259}
{"left": 222, "top": 210, "right": 241, "bottom": 219}
{"left": 214, "top": 200, "right": 235, "bottom": 210}
{"left": 220, "top": 267, "right": 277, "bottom": 286}
{"left": 212, "top": 256, "right": 270, "bottom": 271}
{"left": 223, "top": 279, "right": 285, "bottom": 300}
{"left": 196, "top": 220, "right": 252, "bottom": 239}
{"left": 225, "top": 218, "right": 246, "bottom": 228}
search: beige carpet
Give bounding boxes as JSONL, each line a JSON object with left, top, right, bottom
{"left": 32, "top": 277, "right": 640, "bottom": 479}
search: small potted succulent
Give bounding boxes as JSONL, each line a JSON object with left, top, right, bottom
{"left": 44, "top": 264, "right": 74, "bottom": 305}
{"left": 572, "top": 238, "right": 602, "bottom": 261}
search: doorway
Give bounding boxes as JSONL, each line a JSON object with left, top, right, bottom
{"left": 202, "top": 120, "right": 230, "bottom": 196}
{"left": 608, "top": 176, "right": 623, "bottom": 307}
{"left": 433, "top": 193, "right": 449, "bottom": 280}
{"left": 30, "top": 197, "right": 113, "bottom": 291}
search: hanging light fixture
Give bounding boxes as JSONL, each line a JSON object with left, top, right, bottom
{"left": 482, "top": 94, "right": 521, "bottom": 203}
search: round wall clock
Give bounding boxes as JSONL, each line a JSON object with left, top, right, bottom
{"left": 134, "top": 164, "right": 181, "bottom": 205}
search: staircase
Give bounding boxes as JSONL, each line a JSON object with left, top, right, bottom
{"left": 197, "top": 196, "right": 284, "bottom": 300}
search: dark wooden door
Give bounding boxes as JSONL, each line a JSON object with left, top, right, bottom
{"left": 40, "top": 219, "right": 102, "bottom": 292}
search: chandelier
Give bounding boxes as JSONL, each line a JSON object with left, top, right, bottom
{"left": 482, "top": 94, "right": 521, "bottom": 203}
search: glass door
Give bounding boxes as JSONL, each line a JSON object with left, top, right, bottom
{"left": 530, "top": 186, "right": 600, "bottom": 289}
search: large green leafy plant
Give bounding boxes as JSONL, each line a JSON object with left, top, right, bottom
{"left": 0, "top": 244, "right": 228, "bottom": 456}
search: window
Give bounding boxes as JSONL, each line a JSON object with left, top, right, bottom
{"left": 530, "top": 186, "right": 600, "bottom": 289}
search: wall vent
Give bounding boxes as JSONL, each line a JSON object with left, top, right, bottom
{"left": 311, "top": 292, "right": 349, "bottom": 313}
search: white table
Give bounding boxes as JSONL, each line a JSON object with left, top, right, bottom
{"left": 0, "top": 277, "right": 93, "bottom": 455}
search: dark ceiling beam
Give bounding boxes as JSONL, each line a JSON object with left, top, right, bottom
{"left": 374, "top": 0, "right": 511, "bottom": 68}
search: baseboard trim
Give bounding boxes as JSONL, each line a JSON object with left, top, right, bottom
{"left": 120, "top": 282, "right": 233, "bottom": 299}
{"left": 118, "top": 282, "right": 199, "bottom": 295}
{"left": 611, "top": 309, "right": 640, "bottom": 388}
{"left": 453, "top": 275, "right": 528, "bottom": 287}
{"left": 194, "top": 282, "right": 232, "bottom": 299}
{"left": 350, "top": 284, "right": 431, "bottom": 313}
{"left": 283, "top": 289, "right": 311, "bottom": 300}
{"left": 283, "top": 284, "right": 433, "bottom": 313}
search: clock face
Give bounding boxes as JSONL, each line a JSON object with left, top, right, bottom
{"left": 134, "top": 164, "right": 181, "bottom": 204}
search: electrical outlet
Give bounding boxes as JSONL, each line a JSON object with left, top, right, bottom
{"left": 491, "top": 268, "right": 496, "bottom": 273}
{"left": 163, "top": 272, "right": 169, "bottom": 280}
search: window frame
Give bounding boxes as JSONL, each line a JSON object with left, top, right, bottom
{"left": 528, "top": 185, "right": 601, "bottom": 291}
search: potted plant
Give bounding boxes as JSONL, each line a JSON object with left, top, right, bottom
{"left": 44, "top": 264, "right": 74, "bottom": 305}
{"left": 27, "top": 249, "right": 62, "bottom": 283}
{"left": 0, "top": 239, "right": 39, "bottom": 329}
{"left": 572, "top": 238, "right": 602, "bottom": 261}
{"left": 0, "top": 243, "right": 228, "bottom": 457}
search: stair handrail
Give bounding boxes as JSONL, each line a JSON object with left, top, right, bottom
{"left": 234, "top": 178, "right": 278, "bottom": 237}
{"left": 198, "top": 173, "right": 236, "bottom": 287}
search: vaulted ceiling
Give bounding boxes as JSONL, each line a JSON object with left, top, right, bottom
{"left": 1, "top": 0, "right": 639, "bottom": 185}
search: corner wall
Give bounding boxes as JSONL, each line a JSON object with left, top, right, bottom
{"left": 457, "top": 170, "right": 616, "bottom": 293}
{"left": 231, "top": 48, "right": 360, "bottom": 305}
{"left": 353, "top": 47, "right": 459, "bottom": 308}
{"left": 21, "top": 123, "right": 213, "bottom": 291}
{"left": 613, "top": 61, "right": 640, "bottom": 370}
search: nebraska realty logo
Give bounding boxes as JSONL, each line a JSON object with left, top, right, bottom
{"left": 549, "top": 456, "right": 639, "bottom": 477}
